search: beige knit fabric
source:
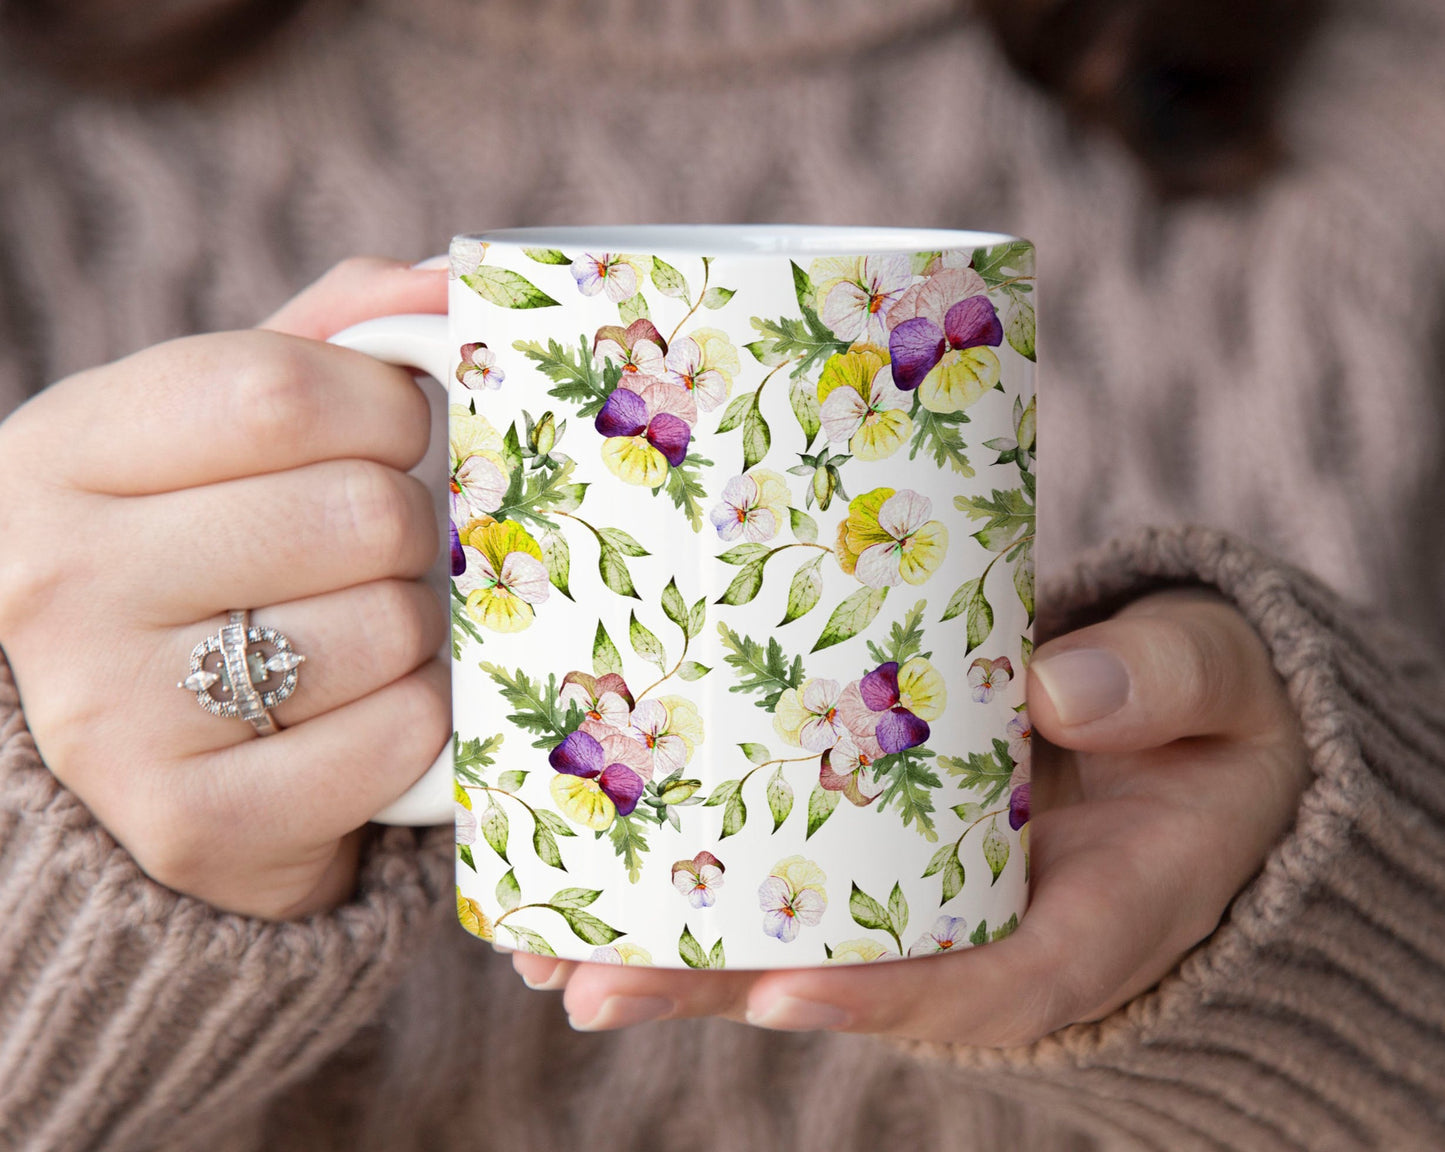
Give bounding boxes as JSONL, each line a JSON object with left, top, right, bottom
{"left": 2, "top": 0, "right": 1444, "bottom": 1148}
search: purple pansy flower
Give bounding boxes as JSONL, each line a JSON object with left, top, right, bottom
{"left": 889, "top": 295, "right": 1003, "bottom": 393}
{"left": 858, "top": 661, "right": 930, "bottom": 754}
{"left": 450, "top": 520, "right": 465, "bottom": 577}
{"left": 594, "top": 385, "right": 691, "bottom": 467}
{"left": 548, "top": 729, "right": 647, "bottom": 817}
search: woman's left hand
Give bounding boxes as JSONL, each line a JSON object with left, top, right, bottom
{"left": 510, "top": 590, "right": 1310, "bottom": 1042}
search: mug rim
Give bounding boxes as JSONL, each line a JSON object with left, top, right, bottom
{"left": 455, "top": 223, "right": 1026, "bottom": 258}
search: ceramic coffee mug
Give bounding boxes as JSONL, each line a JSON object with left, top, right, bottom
{"left": 332, "top": 225, "right": 1036, "bottom": 968}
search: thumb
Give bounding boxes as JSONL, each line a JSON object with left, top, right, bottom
{"left": 259, "top": 256, "right": 447, "bottom": 340}
{"left": 1029, "top": 589, "right": 1287, "bottom": 752}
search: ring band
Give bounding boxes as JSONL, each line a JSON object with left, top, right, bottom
{"left": 179, "top": 610, "right": 306, "bottom": 735}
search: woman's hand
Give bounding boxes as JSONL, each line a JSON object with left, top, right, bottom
{"left": 511, "top": 590, "right": 1311, "bottom": 1043}
{"left": 0, "top": 258, "right": 450, "bottom": 920}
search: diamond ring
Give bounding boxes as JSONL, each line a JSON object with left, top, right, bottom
{"left": 178, "top": 610, "right": 306, "bottom": 735}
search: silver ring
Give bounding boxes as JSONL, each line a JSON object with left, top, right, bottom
{"left": 178, "top": 610, "right": 306, "bottom": 736}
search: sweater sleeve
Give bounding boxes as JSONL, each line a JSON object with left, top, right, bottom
{"left": 0, "top": 652, "right": 455, "bottom": 1152}
{"left": 900, "top": 526, "right": 1445, "bottom": 1151}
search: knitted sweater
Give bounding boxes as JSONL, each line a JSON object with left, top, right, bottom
{"left": 2, "top": 1, "right": 1444, "bottom": 1149}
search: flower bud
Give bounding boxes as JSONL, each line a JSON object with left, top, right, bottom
{"left": 658, "top": 779, "right": 701, "bottom": 805}
{"left": 530, "top": 411, "right": 557, "bottom": 457}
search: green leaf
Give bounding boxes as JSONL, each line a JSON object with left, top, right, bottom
{"left": 788, "top": 507, "right": 818, "bottom": 544}
{"left": 970, "top": 239, "right": 1035, "bottom": 288}
{"left": 661, "top": 578, "right": 688, "bottom": 632}
{"left": 532, "top": 820, "right": 565, "bottom": 869}
{"left": 940, "top": 740, "right": 1015, "bottom": 807}
{"left": 702, "top": 286, "right": 735, "bottom": 309}
{"left": 790, "top": 260, "right": 816, "bottom": 314}
{"left": 873, "top": 748, "right": 941, "bottom": 841}
{"left": 497, "top": 769, "right": 528, "bottom": 793}
{"left": 806, "top": 781, "right": 840, "bottom": 839}
{"left": 788, "top": 375, "right": 822, "bottom": 450}
{"left": 452, "top": 732, "right": 504, "bottom": 786}
{"left": 982, "top": 818, "right": 1010, "bottom": 884}
{"left": 458, "top": 844, "right": 476, "bottom": 872}
{"left": 812, "top": 585, "right": 889, "bottom": 652}
{"left": 491, "top": 455, "right": 592, "bottom": 530}
{"left": 956, "top": 487, "right": 1034, "bottom": 551}
{"left": 548, "top": 886, "right": 603, "bottom": 910}
{"left": 502, "top": 924, "right": 557, "bottom": 956}
{"left": 1020, "top": 636, "right": 1034, "bottom": 668}
{"left": 496, "top": 867, "right": 521, "bottom": 911}
{"left": 742, "top": 401, "right": 771, "bottom": 470}
{"left": 597, "top": 526, "right": 649, "bottom": 557}
{"left": 952, "top": 801, "right": 988, "bottom": 823}
{"left": 629, "top": 611, "right": 667, "bottom": 670}
{"left": 941, "top": 578, "right": 993, "bottom": 654}
{"left": 679, "top": 925, "right": 708, "bottom": 969}
{"left": 716, "top": 392, "right": 752, "bottom": 434}
{"left": 747, "top": 315, "right": 848, "bottom": 379}
{"left": 479, "top": 664, "right": 582, "bottom": 748}
{"left": 538, "top": 525, "right": 572, "bottom": 599}
{"left": 608, "top": 813, "right": 649, "bottom": 883}
{"left": 717, "top": 624, "right": 805, "bottom": 710}
{"left": 1005, "top": 299, "right": 1037, "bottom": 361}
{"left": 461, "top": 267, "right": 561, "bottom": 309}
{"left": 767, "top": 766, "right": 794, "bottom": 832}
{"left": 718, "top": 556, "right": 770, "bottom": 607}
{"left": 969, "top": 920, "right": 988, "bottom": 947}
{"left": 619, "top": 291, "right": 651, "bottom": 325}
{"left": 740, "top": 742, "right": 772, "bottom": 765}
{"left": 703, "top": 779, "right": 742, "bottom": 808}
{"left": 991, "top": 913, "right": 1020, "bottom": 942}
{"left": 555, "top": 907, "right": 624, "bottom": 946}
{"left": 708, "top": 937, "right": 726, "bottom": 969}
{"left": 523, "top": 247, "right": 572, "bottom": 265}
{"left": 651, "top": 256, "right": 689, "bottom": 299}
{"left": 597, "top": 540, "right": 640, "bottom": 599}
{"left": 848, "top": 882, "right": 891, "bottom": 933}
{"left": 887, "top": 882, "right": 910, "bottom": 937}
{"left": 662, "top": 451, "right": 711, "bottom": 530}
{"left": 677, "top": 660, "right": 710, "bottom": 681}
{"left": 745, "top": 337, "right": 791, "bottom": 368}
{"left": 720, "top": 788, "right": 748, "bottom": 839}
{"left": 534, "top": 808, "right": 577, "bottom": 837}
{"left": 514, "top": 336, "right": 615, "bottom": 419}
{"left": 480, "top": 801, "right": 509, "bottom": 863}
{"left": 717, "top": 542, "right": 771, "bottom": 565}
{"left": 1013, "top": 543, "right": 1035, "bottom": 623}
{"left": 909, "top": 406, "right": 974, "bottom": 477}
{"left": 942, "top": 855, "right": 965, "bottom": 904}
{"left": 922, "top": 841, "right": 956, "bottom": 879}
{"left": 909, "top": 250, "right": 941, "bottom": 276}
{"left": 781, "top": 554, "right": 825, "bottom": 626}
{"left": 866, "top": 600, "right": 929, "bottom": 666}
{"left": 593, "top": 621, "right": 623, "bottom": 678}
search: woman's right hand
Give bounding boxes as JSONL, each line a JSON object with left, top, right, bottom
{"left": 0, "top": 258, "right": 452, "bottom": 919}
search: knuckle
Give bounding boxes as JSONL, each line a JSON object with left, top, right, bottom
{"left": 354, "top": 581, "right": 439, "bottom": 674}
{"left": 127, "top": 801, "right": 213, "bottom": 894}
{"left": 390, "top": 665, "right": 451, "bottom": 747}
{"left": 229, "top": 335, "right": 322, "bottom": 453}
{"left": 1149, "top": 615, "right": 1233, "bottom": 727}
{"left": 331, "top": 461, "right": 422, "bottom": 571}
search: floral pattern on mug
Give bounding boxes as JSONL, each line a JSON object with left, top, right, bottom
{"left": 672, "top": 851, "right": 725, "bottom": 908}
{"left": 759, "top": 856, "right": 828, "bottom": 942}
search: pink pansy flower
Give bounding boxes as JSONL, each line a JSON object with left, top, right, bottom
{"left": 558, "top": 671, "right": 634, "bottom": 730}
{"left": 709, "top": 468, "right": 791, "bottom": 543}
{"left": 967, "top": 656, "right": 1014, "bottom": 703}
{"left": 455, "top": 802, "right": 477, "bottom": 845}
{"left": 548, "top": 723, "right": 653, "bottom": 830}
{"left": 907, "top": 915, "right": 970, "bottom": 956}
{"left": 814, "top": 254, "right": 913, "bottom": 345}
{"left": 594, "top": 381, "right": 696, "bottom": 487}
{"left": 1006, "top": 707, "right": 1031, "bottom": 770}
{"left": 833, "top": 681, "right": 886, "bottom": 759}
{"left": 818, "top": 730, "right": 883, "bottom": 807}
{"left": 773, "top": 678, "right": 847, "bottom": 752}
{"left": 658, "top": 329, "right": 737, "bottom": 411}
{"left": 571, "top": 252, "right": 647, "bottom": 302}
{"left": 456, "top": 342, "right": 505, "bottom": 391}
{"left": 451, "top": 454, "right": 508, "bottom": 523}
{"left": 625, "top": 697, "right": 703, "bottom": 776}
{"left": 671, "top": 850, "right": 726, "bottom": 909}
{"left": 758, "top": 855, "right": 828, "bottom": 943}
{"left": 593, "top": 319, "right": 667, "bottom": 378}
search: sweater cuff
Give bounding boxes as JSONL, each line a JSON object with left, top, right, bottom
{"left": 904, "top": 526, "right": 1445, "bottom": 1151}
{"left": 0, "top": 652, "right": 454, "bottom": 1151}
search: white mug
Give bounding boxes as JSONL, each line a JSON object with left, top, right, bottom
{"left": 334, "top": 225, "right": 1037, "bottom": 968}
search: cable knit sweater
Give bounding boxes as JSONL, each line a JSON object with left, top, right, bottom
{"left": 2, "top": 1, "right": 1444, "bottom": 1149}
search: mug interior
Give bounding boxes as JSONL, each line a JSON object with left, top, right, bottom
{"left": 457, "top": 224, "right": 1020, "bottom": 257}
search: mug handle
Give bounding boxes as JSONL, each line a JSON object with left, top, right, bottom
{"left": 329, "top": 314, "right": 454, "bottom": 826}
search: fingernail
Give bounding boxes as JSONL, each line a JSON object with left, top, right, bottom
{"left": 746, "top": 996, "right": 850, "bottom": 1032}
{"left": 521, "top": 963, "right": 572, "bottom": 991}
{"left": 410, "top": 254, "right": 449, "bottom": 270}
{"left": 1033, "top": 647, "right": 1131, "bottom": 725}
{"left": 569, "top": 995, "right": 673, "bottom": 1032}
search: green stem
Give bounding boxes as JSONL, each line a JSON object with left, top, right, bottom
{"left": 667, "top": 259, "right": 713, "bottom": 345}
{"left": 950, "top": 806, "right": 1010, "bottom": 863}
{"left": 494, "top": 901, "right": 552, "bottom": 928}
{"left": 468, "top": 782, "right": 541, "bottom": 820}
{"left": 992, "top": 275, "right": 1035, "bottom": 291}
{"left": 635, "top": 632, "right": 690, "bottom": 702}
